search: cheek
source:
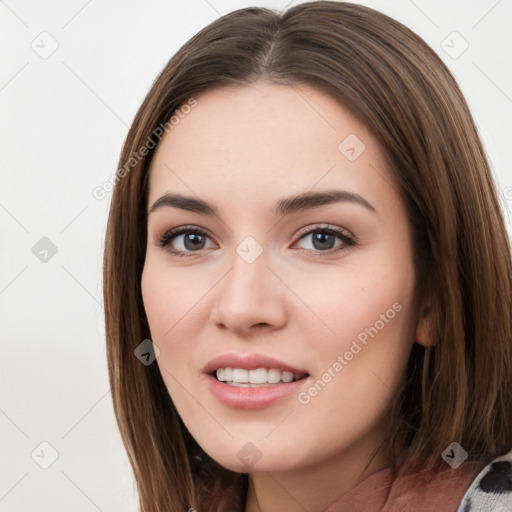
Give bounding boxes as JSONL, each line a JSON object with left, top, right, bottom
{"left": 291, "top": 251, "right": 416, "bottom": 411}
{"left": 140, "top": 255, "right": 218, "bottom": 405}
{"left": 288, "top": 283, "right": 414, "bottom": 467}
{"left": 293, "top": 258, "right": 413, "bottom": 354}
{"left": 298, "top": 265, "right": 415, "bottom": 412}
{"left": 141, "top": 260, "right": 201, "bottom": 409}
{"left": 141, "top": 256, "right": 207, "bottom": 341}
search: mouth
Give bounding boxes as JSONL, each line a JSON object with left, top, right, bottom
{"left": 203, "top": 353, "right": 310, "bottom": 409}
{"left": 212, "top": 367, "right": 309, "bottom": 387}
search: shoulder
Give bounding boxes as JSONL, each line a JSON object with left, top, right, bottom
{"left": 457, "top": 448, "right": 512, "bottom": 511}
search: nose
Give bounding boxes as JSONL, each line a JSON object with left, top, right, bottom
{"left": 209, "top": 249, "right": 288, "bottom": 336}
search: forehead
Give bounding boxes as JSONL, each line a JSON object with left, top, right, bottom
{"left": 147, "top": 81, "right": 396, "bottom": 211}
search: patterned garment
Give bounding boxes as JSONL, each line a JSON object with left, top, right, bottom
{"left": 458, "top": 449, "right": 512, "bottom": 511}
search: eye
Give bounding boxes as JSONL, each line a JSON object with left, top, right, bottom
{"left": 293, "top": 224, "right": 356, "bottom": 255}
{"left": 155, "top": 226, "right": 216, "bottom": 256}
{"left": 155, "top": 224, "right": 357, "bottom": 257}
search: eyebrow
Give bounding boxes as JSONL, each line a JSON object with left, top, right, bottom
{"left": 149, "top": 190, "right": 377, "bottom": 217}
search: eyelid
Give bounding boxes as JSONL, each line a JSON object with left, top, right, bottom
{"left": 294, "top": 223, "right": 355, "bottom": 242}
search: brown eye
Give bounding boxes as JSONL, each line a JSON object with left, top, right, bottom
{"left": 157, "top": 226, "right": 215, "bottom": 256}
{"left": 294, "top": 225, "right": 356, "bottom": 255}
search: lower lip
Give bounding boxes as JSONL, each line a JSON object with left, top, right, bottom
{"left": 206, "top": 374, "right": 309, "bottom": 410}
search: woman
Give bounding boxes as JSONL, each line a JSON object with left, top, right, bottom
{"left": 103, "top": 2, "right": 512, "bottom": 510}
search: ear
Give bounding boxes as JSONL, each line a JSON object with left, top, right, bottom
{"left": 415, "top": 300, "right": 435, "bottom": 348}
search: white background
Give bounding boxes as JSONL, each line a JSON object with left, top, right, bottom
{"left": 0, "top": 1, "right": 511, "bottom": 510}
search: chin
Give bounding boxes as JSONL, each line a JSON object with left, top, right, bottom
{"left": 198, "top": 439, "right": 307, "bottom": 474}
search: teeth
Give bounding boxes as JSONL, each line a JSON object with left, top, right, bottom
{"left": 281, "top": 371, "right": 294, "bottom": 383}
{"left": 232, "top": 368, "right": 249, "bottom": 383}
{"left": 215, "top": 367, "right": 306, "bottom": 385}
{"left": 268, "top": 368, "right": 281, "bottom": 384}
{"left": 249, "top": 368, "right": 268, "bottom": 384}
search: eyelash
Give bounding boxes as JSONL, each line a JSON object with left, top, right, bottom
{"left": 155, "top": 224, "right": 357, "bottom": 257}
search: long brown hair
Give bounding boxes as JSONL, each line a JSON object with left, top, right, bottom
{"left": 103, "top": 2, "right": 512, "bottom": 510}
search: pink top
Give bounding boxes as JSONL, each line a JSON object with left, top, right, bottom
{"left": 231, "top": 448, "right": 512, "bottom": 511}
{"left": 324, "top": 460, "right": 482, "bottom": 512}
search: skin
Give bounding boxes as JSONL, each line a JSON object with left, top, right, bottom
{"left": 141, "top": 81, "right": 431, "bottom": 512}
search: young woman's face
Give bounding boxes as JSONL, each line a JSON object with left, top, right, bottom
{"left": 142, "top": 81, "right": 419, "bottom": 473}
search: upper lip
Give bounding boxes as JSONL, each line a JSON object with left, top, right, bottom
{"left": 203, "top": 353, "right": 309, "bottom": 375}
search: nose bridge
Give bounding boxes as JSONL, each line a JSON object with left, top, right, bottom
{"left": 211, "top": 237, "right": 286, "bottom": 332}
{"left": 223, "top": 240, "right": 271, "bottom": 307}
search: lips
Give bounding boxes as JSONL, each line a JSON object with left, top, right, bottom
{"left": 203, "top": 353, "right": 310, "bottom": 409}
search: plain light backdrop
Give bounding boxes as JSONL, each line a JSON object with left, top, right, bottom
{"left": 1, "top": 0, "right": 511, "bottom": 510}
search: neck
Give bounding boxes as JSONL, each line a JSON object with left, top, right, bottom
{"left": 244, "top": 442, "right": 389, "bottom": 512}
